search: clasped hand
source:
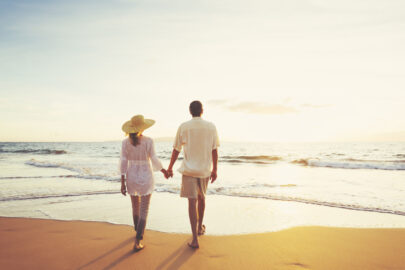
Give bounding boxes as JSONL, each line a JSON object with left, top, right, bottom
{"left": 162, "top": 168, "right": 173, "bottom": 179}
{"left": 161, "top": 168, "right": 172, "bottom": 179}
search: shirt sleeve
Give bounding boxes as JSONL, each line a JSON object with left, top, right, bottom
{"left": 212, "top": 125, "right": 220, "bottom": 150}
{"left": 173, "top": 126, "right": 183, "bottom": 152}
{"left": 119, "top": 140, "right": 128, "bottom": 176}
{"left": 148, "top": 139, "right": 163, "bottom": 171}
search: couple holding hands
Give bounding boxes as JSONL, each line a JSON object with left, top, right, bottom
{"left": 120, "top": 101, "right": 219, "bottom": 251}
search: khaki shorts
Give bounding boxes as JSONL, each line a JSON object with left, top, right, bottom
{"left": 180, "top": 175, "right": 209, "bottom": 199}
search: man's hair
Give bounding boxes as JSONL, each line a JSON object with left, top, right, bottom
{"left": 189, "top": 100, "right": 203, "bottom": 117}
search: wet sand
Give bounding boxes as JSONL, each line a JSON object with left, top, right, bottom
{"left": 1, "top": 217, "right": 404, "bottom": 270}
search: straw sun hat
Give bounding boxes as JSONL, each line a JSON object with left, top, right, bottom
{"left": 122, "top": 115, "right": 155, "bottom": 134}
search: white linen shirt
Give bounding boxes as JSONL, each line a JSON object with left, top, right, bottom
{"left": 120, "top": 136, "right": 163, "bottom": 196}
{"left": 173, "top": 117, "right": 219, "bottom": 178}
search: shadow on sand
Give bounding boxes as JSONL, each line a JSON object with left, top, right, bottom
{"left": 155, "top": 241, "right": 197, "bottom": 270}
{"left": 76, "top": 237, "right": 134, "bottom": 270}
{"left": 101, "top": 250, "right": 134, "bottom": 270}
{"left": 76, "top": 238, "right": 196, "bottom": 270}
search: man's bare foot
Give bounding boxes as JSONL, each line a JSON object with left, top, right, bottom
{"left": 188, "top": 238, "right": 199, "bottom": 249}
{"left": 198, "top": 224, "right": 206, "bottom": 236}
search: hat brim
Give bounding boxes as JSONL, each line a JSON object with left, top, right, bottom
{"left": 122, "top": 119, "right": 155, "bottom": 134}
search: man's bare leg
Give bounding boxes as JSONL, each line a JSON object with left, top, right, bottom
{"left": 197, "top": 195, "right": 205, "bottom": 235}
{"left": 188, "top": 198, "right": 199, "bottom": 248}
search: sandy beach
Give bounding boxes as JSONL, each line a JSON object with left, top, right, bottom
{"left": 1, "top": 217, "right": 404, "bottom": 270}
{"left": 2, "top": 0, "right": 405, "bottom": 268}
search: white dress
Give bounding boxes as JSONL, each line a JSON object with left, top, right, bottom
{"left": 120, "top": 136, "right": 163, "bottom": 196}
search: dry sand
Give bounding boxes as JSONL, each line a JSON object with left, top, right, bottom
{"left": 1, "top": 217, "right": 404, "bottom": 270}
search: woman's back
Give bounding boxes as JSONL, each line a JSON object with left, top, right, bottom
{"left": 120, "top": 136, "right": 162, "bottom": 196}
{"left": 122, "top": 136, "right": 153, "bottom": 161}
{"left": 119, "top": 114, "right": 167, "bottom": 252}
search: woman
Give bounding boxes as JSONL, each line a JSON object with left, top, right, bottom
{"left": 120, "top": 115, "right": 168, "bottom": 251}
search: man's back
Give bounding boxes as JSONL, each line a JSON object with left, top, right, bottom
{"left": 167, "top": 100, "right": 219, "bottom": 249}
{"left": 174, "top": 117, "right": 219, "bottom": 178}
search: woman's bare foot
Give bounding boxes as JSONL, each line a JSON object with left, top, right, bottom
{"left": 133, "top": 239, "right": 145, "bottom": 252}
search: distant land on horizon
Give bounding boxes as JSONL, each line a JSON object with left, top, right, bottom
{"left": 0, "top": 131, "right": 404, "bottom": 144}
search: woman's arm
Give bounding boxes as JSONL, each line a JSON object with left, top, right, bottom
{"left": 121, "top": 175, "right": 126, "bottom": 196}
{"left": 120, "top": 140, "right": 128, "bottom": 196}
{"left": 148, "top": 139, "right": 169, "bottom": 179}
{"left": 149, "top": 139, "right": 164, "bottom": 171}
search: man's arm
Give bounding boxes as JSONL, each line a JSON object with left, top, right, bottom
{"left": 167, "top": 149, "right": 180, "bottom": 178}
{"left": 210, "top": 149, "right": 218, "bottom": 183}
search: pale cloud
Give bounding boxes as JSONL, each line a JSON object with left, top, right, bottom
{"left": 207, "top": 99, "right": 229, "bottom": 106}
{"left": 282, "top": 97, "right": 293, "bottom": 104}
{"left": 228, "top": 102, "right": 297, "bottom": 114}
{"left": 300, "top": 103, "right": 331, "bottom": 109}
{"left": 221, "top": 101, "right": 298, "bottom": 115}
{"left": 1, "top": 0, "right": 404, "bottom": 142}
{"left": 209, "top": 100, "right": 330, "bottom": 115}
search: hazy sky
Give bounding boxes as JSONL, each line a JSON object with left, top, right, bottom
{"left": 1, "top": 0, "right": 404, "bottom": 142}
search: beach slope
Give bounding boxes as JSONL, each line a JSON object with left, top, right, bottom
{"left": 1, "top": 217, "right": 404, "bottom": 270}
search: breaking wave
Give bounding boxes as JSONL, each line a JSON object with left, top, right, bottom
{"left": 207, "top": 191, "right": 405, "bottom": 216}
{"left": 151, "top": 184, "right": 405, "bottom": 217}
{"left": 291, "top": 158, "right": 405, "bottom": 170}
{"left": 5, "top": 163, "right": 405, "bottom": 217}
{"left": 221, "top": 155, "right": 282, "bottom": 164}
{"left": 0, "top": 190, "right": 119, "bottom": 202}
{"left": 0, "top": 149, "right": 67, "bottom": 155}
{"left": 24, "top": 159, "right": 119, "bottom": 181}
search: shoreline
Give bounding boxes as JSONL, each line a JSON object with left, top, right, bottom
{"left": 2, "top": 192, "right": 405, "bottom": 235}
{"left": 1, "top": 217, "right": 405, "bottom": 270}
{"left": 2, "top": 214, "right": 405, "bottom": 236}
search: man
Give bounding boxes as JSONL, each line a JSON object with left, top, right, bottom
{"left": 167, "top": 100, "right": 219, "bottom": 249}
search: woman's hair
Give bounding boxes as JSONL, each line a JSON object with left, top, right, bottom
{"left": 129, "top": 132, "right": 140, "bottom": 146}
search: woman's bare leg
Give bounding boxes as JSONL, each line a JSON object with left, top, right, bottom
{"left": 130, "top": 195, "right": 140, "bottom": 231}
{"left": 135, "top": 194, "right": 151, "bottom": 246}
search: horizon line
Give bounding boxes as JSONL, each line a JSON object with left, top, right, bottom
{"left": 1, "top": 139, "right": 405, "bottom": 144}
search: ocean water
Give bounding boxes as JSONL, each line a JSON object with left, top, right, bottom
{"left": 1, "top": 141, "right": 405, "bottom": 232}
